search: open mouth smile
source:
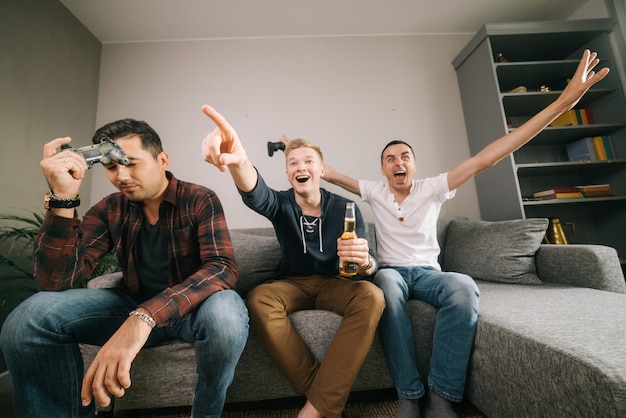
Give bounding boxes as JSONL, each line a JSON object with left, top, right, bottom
{"left": 394, "top": 170, "right": 406, "bottom": 181}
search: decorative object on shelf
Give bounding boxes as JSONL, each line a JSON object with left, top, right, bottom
{"left": 544, "top": 217, "right": 575, "bottom": 244}
{"left": 509, "top": 85, "right": 528, "bottom": 93}
{"left": 495, "top": 52, "right": 508, "bottom": 62}
{"left": 539, "top": 85, "right": 551, "bottom": 92}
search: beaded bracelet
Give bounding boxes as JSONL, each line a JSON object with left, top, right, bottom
{"left": 129, "top": 310, "right": 156, "bottom": 329}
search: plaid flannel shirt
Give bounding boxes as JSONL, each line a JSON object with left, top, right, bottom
{"left": 33, "top": 172, "right": 238, "bottom": 327}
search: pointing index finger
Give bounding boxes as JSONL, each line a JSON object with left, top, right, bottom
{"left": 201, "top": 105, "right": 232, "bottom": 133}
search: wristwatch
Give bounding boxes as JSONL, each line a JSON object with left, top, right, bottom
{"left": 44, "top": 191, "right": 81, "bottom": 209}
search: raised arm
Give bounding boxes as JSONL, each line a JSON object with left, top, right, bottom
{"left": 201, "top": 105, "right": 258, "bottom": 192}
{"left": 447, "top": 49, "right": 609, "bottom": 191}
{"left": 322, "top": 163, "right": 362, "bottom": 196}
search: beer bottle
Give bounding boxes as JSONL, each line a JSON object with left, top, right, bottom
{"left": 339, "top": 202, "right": 358, "bottom": 277}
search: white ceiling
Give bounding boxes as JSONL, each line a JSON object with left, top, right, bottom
{"left": 59, "top": 0, "right": 591, "bottom": 44}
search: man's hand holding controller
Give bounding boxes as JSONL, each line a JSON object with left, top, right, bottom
{"left": 60, "top": 137, "right": 130, "bottom": 168}
{"left": 40, "top": 137, "right": 130, "bottom": 216}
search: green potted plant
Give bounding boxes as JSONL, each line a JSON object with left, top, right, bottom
{"left": 0, "top": 212, "right": 43, "bottom": 314}
{"left": 0, "top": 211, "right": 119, "bottom": 370}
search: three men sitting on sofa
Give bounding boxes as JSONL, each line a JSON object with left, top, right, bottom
{"left": 1, "top": 49, "right": 608, "bottom": 418}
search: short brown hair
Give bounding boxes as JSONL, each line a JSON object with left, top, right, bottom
{"left": 285, "top": 138, "right": 324, "bottom": 162}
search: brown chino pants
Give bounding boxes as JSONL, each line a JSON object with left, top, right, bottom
{"left": 247, "top": 275, "right": 385, "bottom": 418}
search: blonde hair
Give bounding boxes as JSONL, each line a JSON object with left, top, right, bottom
{"left": 285, "top": 138, "right": 324, "bottom": 162}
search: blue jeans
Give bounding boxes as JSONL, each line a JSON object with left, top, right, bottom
{"left": 0, "top": 288, "right": 249, "bottom": 418}
{"left": 373, "top": 266, "right": 479, "bottom": 402}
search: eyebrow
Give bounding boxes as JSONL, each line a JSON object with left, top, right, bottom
{"left": 288, "top": 153, "right": 316, "bottom": 162}
{"left": 386, "top": 151, "right": 410, "bottom": 159}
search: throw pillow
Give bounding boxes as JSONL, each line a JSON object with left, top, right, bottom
{"left": 229, "top": 230, "right": 281, "bottom": 297}
{"left": 442, "top": 218, "right": 548, "bottom": 284}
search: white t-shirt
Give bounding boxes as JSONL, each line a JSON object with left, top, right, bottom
{"left": 359, "top": 173, "right": 455, "bottom": 269}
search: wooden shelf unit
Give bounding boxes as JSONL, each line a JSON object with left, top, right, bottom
{"left": 453, "top": 18, "right": 626, "bottom": 265}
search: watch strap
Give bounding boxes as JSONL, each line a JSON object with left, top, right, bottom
{"left": 44, "top": 191, "right": 81, "bottom": 209}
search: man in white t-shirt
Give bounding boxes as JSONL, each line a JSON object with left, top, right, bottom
{"left": 321, "top": 50, "right": 608, "bottom": 418}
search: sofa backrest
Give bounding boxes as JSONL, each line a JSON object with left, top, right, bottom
{"left": 230, "top": 219, "right": 455, "bottom": 297}
{"left": 229, "top": 228, "right": 281, "bottom": 297}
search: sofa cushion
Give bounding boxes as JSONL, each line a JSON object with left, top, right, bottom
{"left": 442, "top": 218, "right": 548, "bottom": 284}
{"left": 230, "top": 229, "right": 281, "bottom": 297}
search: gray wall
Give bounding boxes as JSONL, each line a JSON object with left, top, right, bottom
{"left": 0, "top": 0, "right": 101, "bottom": 218}
{"left": 91, "top": 35, "right": 481, "bottom": 228}
{"left": 0, "top": 0, "right": 608, "bottom": 229}
{"left": 88, "top": 1, "right": 609, "bottom": 230}
{"left": 0, "top": 0, "right": 100, "bottom": 373}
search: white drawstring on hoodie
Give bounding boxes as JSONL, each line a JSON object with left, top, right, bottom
{"left": 299, "top": 215, "right": 323, "bottom": 254}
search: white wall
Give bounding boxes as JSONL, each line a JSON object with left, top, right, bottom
{"left": 91, "top": 34, "right": 479, "bottom": 228}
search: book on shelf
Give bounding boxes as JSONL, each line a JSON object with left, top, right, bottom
{"left": 549, "top": 109, "right": 592, "bottom": 127}
{"left": 592, "top": 136, "right": 608, "bottom": 160}
{"left": 550, "top": 110, "right": 578, "bottom": 127}
{"left": 577, "top": 184, "right": 615, "bottom": 198}
{"left": 566, "top": 137, "right": 597, "bottom": 161}
{"left": 537, "top": 192, "right": 584, "bottom": 200}
{"left": 533, "top": 188, "right": 584, "bottom": 199}
{"left": 601, "top": 136, "right": 615, "bottom": 160}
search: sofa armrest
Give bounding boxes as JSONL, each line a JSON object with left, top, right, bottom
{"left": 535, "top": 244, "right": 626, "bottom": 293}
{"left": 87, "top": 271, "right": 123, "bottom": 289}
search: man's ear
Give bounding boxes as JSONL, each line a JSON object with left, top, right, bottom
{"left": 159, "top": 151, "right": 169, "bottom": 170}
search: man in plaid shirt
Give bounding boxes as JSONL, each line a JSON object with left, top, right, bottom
{"left": 0, "top": 119, "right": 248, "bottom": 418}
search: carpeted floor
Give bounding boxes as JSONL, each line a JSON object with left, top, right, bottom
{"left": 129, "top": 401, "right": 485, "bottom": 418}
{"left": 114, "top": 390, "right": 487, "bottom": 418}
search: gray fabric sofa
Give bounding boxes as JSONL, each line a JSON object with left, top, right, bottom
{"left": 81, "top": 217, "right": 626, "bottom": 417}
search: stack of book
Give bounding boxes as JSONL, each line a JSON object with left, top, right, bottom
{"left": 577, "top": 184, "right": 614, "bottom": 198}
{"left": 532, "top": 184, "right": 614, "bottom": 200}
{"left": 566, "top": 136, "right": 615, "bottom": 161}
{"left": 533, "top": 187, "right": 583, "bottom": 200}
